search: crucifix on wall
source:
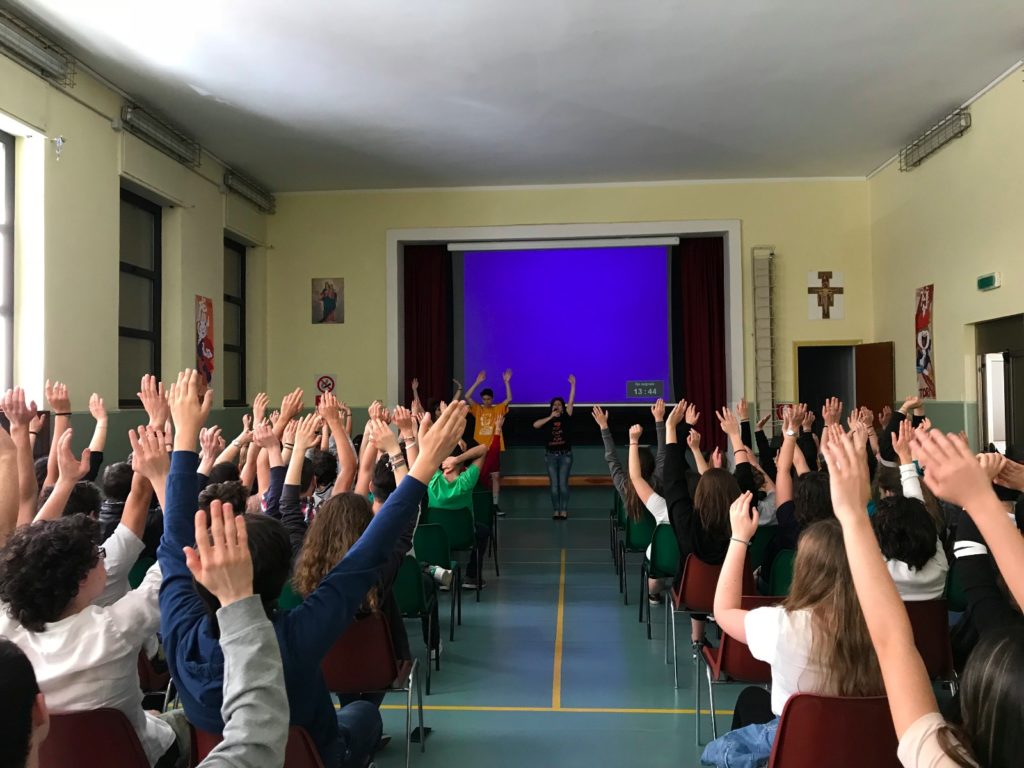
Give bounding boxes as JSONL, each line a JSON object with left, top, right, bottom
{"left": 807, "top": 271, "right": 845, "bottom": 320}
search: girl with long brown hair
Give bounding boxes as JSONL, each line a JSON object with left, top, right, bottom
{"left": 702, "top": 491, "right": 883, "bottom": 766}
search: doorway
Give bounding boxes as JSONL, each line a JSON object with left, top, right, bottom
{"left": 975, "top": 314, "right": 1024, "bottom": 453}
{"left": 795, "top": 341, "right": 895, "bottom": 426}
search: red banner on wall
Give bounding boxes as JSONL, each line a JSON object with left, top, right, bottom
{"left": 915, "top": 285, "right": 935, "bottom": 399}
{"left": 196, "top": 295, "right": 215, "bottom": 386}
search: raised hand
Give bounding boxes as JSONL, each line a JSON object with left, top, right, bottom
{"left": 55, "top": 430, "right": 90, "bottom": 483}
{"left": 279, "top": 388, "right": 304, "bottom": 423}
{"left": 138, "top": 374, "right": 169, "bottom": 427}
{"left": 3, "top": 388, "right": 38, "bottom": 429}
{"left": 252, "top": 422, "right": 279, "bottom": 450}
{"left": 802, "top": 410, "right": 816, "bottom": 432}
{"left": 976, "top": 452, "right": 1006, "bottom": 482}
{"left": 686, "top": 429, "right": 702, "bottom": 451}
{"left": 736, "top": 397, "right": 749, "bottom": 422}
{"left": 252, "top": 392, "right": 269, "bottom": 426}
{"left": 755, "top": 413, "right": 771, "bottom": 431}
{"left": 729, "top": 491, "right": 758, "bottom": 541}
{"left": 568, "top": 373, "right": 576, "bottom": 386}
{"left": 684, "top": 403, "right": 700, "bottom": 426}
{"left": 650, "top": 398, "right": 665, "bottom": 422}
{"left": 912, "top": 430, "right": 994, "bottom": 509}
{"left": 452, "top": 378, "right": 462, "bottom": 392}
{"left": 412, "top": 401, "right": 469, "bottom": 479}
{"left": 366, "top": 418, "right": 400, "bottom": 456}
{"left": 88, "top": 393, "right": 107, "bottom": 423}
{"left": 821, "top": 427, "right": 870, "bottom": 524}
{"left": 130, "top": 426, "right": 170, "bottom": 482}
{"left": 45, "top": 379, "right": 71, "bottom": 414}
{"left": 183, "top": 501, "right": 253, "bottom": 607}
{"left": 900, "top": 395, "right": 923, "bottom": 414}
{"left": 665, "top": 400, "right": 686, "bottom": 428}
{"left": 628, "top": 424, "right": 643, "bottom": 444}
{"left": 167, "top": 369, "right": 214, "bottom": 448}
{"left": 411, "top": 378, "right": 419, "bottom": 391}
{"left": 502, "top": 369, "right": 513, "bottom": 383}
{"left": 711, "top": 447, "right": 724, "bottom": 469}
{"left": 29, "top": 410, "right": 47, "bottom": 435}
{"left": 292, "top": 413, "right": 319, "bottom": 454}
{"left": 877, "top": 405, "right": 893, "bottom": 430}
{"left": 282, "top": 419, "right": 298, "bottom": 447}
{"left": 393, "top": 405, "right": 415, "bottom": 436}
{"left": 235, "top": 414, "right": 254, "bottom": 447}
{"left": 591, "top": 405, "right": 609, "bottom": 430}
{"left": 716, "top": 407, "right": 740, "bottom": 437}
{"left": 891, "top": 419, "right": 913, "bottom": 464}
{"left": 268, "top": 410, "right": 281, "bottom": 428}
{"left": 200, "top": 426, "right": 223, "bottom": 459}
{"left": 475, "top": 371, "right": 486, "bottom": 384}
{"left": 996, "top": 459, "right": 1024, "bottom": 491}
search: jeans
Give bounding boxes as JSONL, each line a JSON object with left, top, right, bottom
{"left": 336, "top": 700, "right": 383, "bottom": 768}
{"left": 545, "top": 450, "right": 573, "bottom": 511}
{"left": 700, "top": 717, "right": 780, "bottom": 768}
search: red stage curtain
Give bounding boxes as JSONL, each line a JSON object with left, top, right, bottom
{"left": 403, "top": 244, "right": 453, "bottom": 407}
{"left": 673, "top": 238, "right": 728, "bottom": 451}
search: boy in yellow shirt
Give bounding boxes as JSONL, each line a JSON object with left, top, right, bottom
{"left": 465, "top": 369, "right": 512, "bottom": 515}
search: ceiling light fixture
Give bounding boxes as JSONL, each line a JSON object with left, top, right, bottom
{"left": 898, "top": 107, "right": 971, "bottom": 172}
{"left": 224, "top": 170, "right": 276, "bottom": 214}
{"left": 0, "top": 11, "right": 73, "bottom": 86}
{"left": 120, "top": 104, "right": 200, "bottom": 168}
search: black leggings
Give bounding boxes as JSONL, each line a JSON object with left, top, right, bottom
{"left": 731, "top": 686, "right": 774, "bottom": 730}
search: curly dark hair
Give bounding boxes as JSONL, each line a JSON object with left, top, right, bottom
{"left": 199, "top": 481, "right": 251, "bottom": 514}
{"left": 207, "top": 462, "right": 241, "bottom": 485}
{"left": 871, "top": 497, "right": 938, "bottom": 571}
{"left": 101, "top": 461, "right": 134, "bottom": 502}
{"left": 0, "top": 637, "right": 39, "bottom": 768}
{"left": 370, "top": 454, "right": 398, "bottom": 503}
{"left": 310, "top": 449, "right": 338, "bottom": 488}
{"left": 37, "top": 481, "right": 102, "bottom": 519}
{"left": 0, "top": 515, "right": 102, "bottom": 631}
{"left": 794, "top": 471, "right": 834, "bottom": 528}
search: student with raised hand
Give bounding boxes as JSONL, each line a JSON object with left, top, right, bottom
{"left": 627, "top": 423, "right": 671, "bottom": 605}
{"left": 823, "top": 427, "right": 1021, "bottom": 768}
{"left": 318, "top": 391, "right": 358, "bottom": 496}
{"left": 154, "top": 369, "right": 468, "bottom": 768}
{"left": 701, "top": 486, "right": 883, "bottom": 767}
{"left": 594, "top": 404, "right": 659, "bottom": 523}
{"left": 531, "top": 374, "right": 576, "bottom": 520}
{"left": 464, "top": 369, "right": 512, "bottom": 515}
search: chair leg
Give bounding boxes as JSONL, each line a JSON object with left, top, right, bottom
{"left": 620, "top": 543, "right": 628, "bottom": 603}
{"left": 492, "top": 513, "right": 500, "bottom": 578}
{"left": 475, "top": 547, "right": 482, "bottom": 603}
{"left": 705, "top": 662, "right": 718, "bottom": 740}
{"left": 416, "top": 661, "right": 426, "bottom": 754}
{"left": 664, "top": 599, "right": 671, "bottom": 664}
{"left": 405, "top": 663, "right": 413, "bottom": 768}
{"left": 456, "top": 566, "right": 463, "bottom": 626}
{"left": 449, "top": 573, "right": 457, "bottom": 642}
{"left": 694, "top": 646, "right": 701, "bottom": 745}
{"left": 638, "top": 565, "right": 647, "bottom": 624}
{"left": 671, "top": 602, "right": 679, "bottom": 689}
{"left": 425, "top": 613, "right": 432, "bottom": 696}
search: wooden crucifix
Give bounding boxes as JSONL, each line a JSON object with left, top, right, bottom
{"left": 808, "top": 271, "right": 844, "bottom": 319}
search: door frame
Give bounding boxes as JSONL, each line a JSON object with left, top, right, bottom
{"left": 792, "top": 339, "right": 862, "bottom": 402}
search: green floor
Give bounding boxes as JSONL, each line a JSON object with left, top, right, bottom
{"left": 375, "top": 504, "right": 739, "bottom": 768}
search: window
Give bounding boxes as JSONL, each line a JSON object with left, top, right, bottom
{"left": 223, "top": 236, "right": 246, "bottom": 406}
{"left": 0, "top": 130, "right": 14, "bottom": 391}
{"left": 119, "top": 189, "right": 161, "bottom": 407}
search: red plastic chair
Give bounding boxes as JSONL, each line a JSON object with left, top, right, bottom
{"left": 322, "top": 612, "right": 425, "bottom": 768}
{"left": 193, "top": 725, "right": 323, "bottom": 767}
{"left": 698, "top": 595, "right": 779, "bottom": 743}
{"left": 904, "top": 598, "right": 958, "bottom": 693}
{"left": 766, "top": 694, "right": 900, "bottom": 768}
{"left": 667, "top": 555, "right": 756, "bottom": 691}
{"left": 40, "top": 709, "right": 149, "bottom": 768}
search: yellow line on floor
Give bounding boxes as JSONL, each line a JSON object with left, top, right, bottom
{"left": 379, "top": 704, "right": 734, "bottom": 715}
{"left": 551, "top": 547, "right": 567, "bottom": 709}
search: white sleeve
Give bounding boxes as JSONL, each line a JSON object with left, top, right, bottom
{"left": 107, "top": 563, "right": 163, "bottom": 646}
{"left": 899, "top": 464, "right": 925, "bottom": 502}
{"left": 643, "top": 493, "right": 670, "bottom": 526}
{"left": 96, "top": 524, "right": 146, "bottom": 607}
{"left": 743, "top": 606, "right": 783, "bottom": 664}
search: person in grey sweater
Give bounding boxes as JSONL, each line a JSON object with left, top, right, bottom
{"left": 0, "top": 500, "right": 290, "bottom": 768}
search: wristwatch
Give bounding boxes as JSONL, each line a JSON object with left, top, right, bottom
{"left": 785, "top": 429, "right": 797, "bottom": 437}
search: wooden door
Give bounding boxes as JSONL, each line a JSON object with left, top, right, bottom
{"left": 854, "top": 342, "right": 895, "bottom": 415}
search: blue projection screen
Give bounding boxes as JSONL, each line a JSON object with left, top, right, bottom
{"left": 456, "top": 246, "right": 672, "bottom": 404}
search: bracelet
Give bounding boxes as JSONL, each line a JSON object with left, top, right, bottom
{"left": 402, "top": 436, "right": 417, "bottom": 444}
{"left": 54, "top": 411, "right": 71, "bottom": 417}
{"left": 730, "top": 536, "right": 751, "bottom": 546}
{"left": 629, "top": 442, "right": 639, "bottom": 446}
{"left": 734, "top": 447, "right": 749, "bottom": 454}
{"left": 231, "top": 440, "right": 241, "bottom": 447}
{"left": 29, "top": 431, "right": 38, "bottom": 436}
{"left": 283, "top": 442, "right": 295, "bottom": 449}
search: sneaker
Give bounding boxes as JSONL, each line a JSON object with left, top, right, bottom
{"left": 430, "top": 640, "right": 444, "bottom": 662}
{"left": 648, "top": 593, "right": 663, "bottom": 606}
{"left": 462, "top": 577, "right": 487, "bottom": 590}
{"left": 691, "top": 638, "right": 708, "bottom": 659}
{"left": 428, "top": 565, "right": 453, "bottom": 588}
{"left": 494, "top": 503, "right": 505, "bottom": 517}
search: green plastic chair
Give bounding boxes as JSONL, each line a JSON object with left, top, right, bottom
{"left": 640, "top": 524, "right": 681, "bottom": 637}
{"left": 944, "top": 561, "right": 967, "bottom": 613}
{"left": 413, "top": 523, "right": 460, "bottom": 639}
{"left": 427, "top": 507, "right": 483, "bottom": 604}
{"left": 748, "top": 525, "right": 779, "bottom": 572}
{"left": 619, "top": 511, "right": 657, "bottom": 606}
{"left": 393, "top": 555, "right": 439, "bottom": 694}
{"left": 472, "top": 489, "right": 499, "bottom": 577}
{"left": 766, "top": 549, "right": 797, "bottom": 597}
{"left": 609, "top": 489, "right": 624, "bottom": 563}
{"left": 278, "top": 581, "right": 303, "bottom": 611}
{"left": 128, "top": 556, "right": 155, "bottom": 590}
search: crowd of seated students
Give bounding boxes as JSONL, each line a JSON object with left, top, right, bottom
{"left": 0, "top": 371, "right": 472, "bottom": 768}
{"left": 597, "top": 391, "right": 1022, "bottom": 767}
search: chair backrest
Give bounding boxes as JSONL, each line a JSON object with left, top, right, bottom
{"left": 767, "top": 549, "right": 797, "bottom": 596}
{"left": 944, "top": 562, "right": 967, "bottom": 612}
{"left": 413, "top": 523, "right": 452, "bottom": 567}
{"left": 128, "top": 555, "right": 155, "bottom": 590}
{"left": 904, "top": 599, "right": 955, "bottom": 680}
{"left": 322, "top": 612, "right": 400, "bottom": 694}
{"left": 613, "top": 490, "right": 627, "bottom": 527}
{"left": 712, "top": 595, "right": 780, "bottom": 683}
{"left": 472, "top": 488, "right": 493, "bottom": 528}
{"left": 393, "top": 554, "right": 428, "bottom": 615}
{"left": 767, "top": 694, "right": 900, "bottom": 768}
{"left": 194, "top": 725, "right": 325, "bottom": 767}
{"left": 749, "top": 524, "right": 779, "bottom": 571}
{"left": 136, "top": 651, "right": 169, "bottom": 693}
{"left": 676, "top": 554, "right": 723, "bottom": 613}
{"left": 624, "top": 510, "right": 656, "bottom": 551}
{"left": 427, "top": 506, "right": 476, "bottom": 551}
{"left": 278, "top": 581, "right": 304, "bottom": 611}
{"left": 648, "top": 524, "right": 681, "bottom": 577}
{"left": 40, "top": 709, "right": 150, "bottom": 768}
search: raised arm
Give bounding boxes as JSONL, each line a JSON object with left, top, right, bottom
{"left": 34, "top": 430, "right": 91, "bottom": 522}
{"left": 366, "top": 419, "right": 407, "bottom": 486}
{"left": 593, "top": 406, "right": 627, "bottom": 498}
{"left": 319, "top": 392, "right": 356, "bottom": 495}
{"left": 464, "top": 371, "right": 486, "bottom": 404}
{"left": 198, "top": 426, "right": 224, "bottom": 477}
{"left": 737, "top": 397, "right": 753, "bottom": 450}
{"left": 86, "top": 393, "right": 108, "bottom": 480}
{"left": 651, "top": 398, "right": 667, "bottom": 482}
{"left": 774, "top": 404, "right": 805, "bottom": 506}
{"left": 501, "top": 368, "right": 513, "bottom": 405}
{"left": 627, "top": 425, "right": 656, "bottom": 503}
{"left": 891, "top": 420, "right": 924, "bottom": 501}
{"left": 566, "top": 374, "right": 576, "bottom": 415}
{"left": 120, "top": 430, "right": 159, "bottom": 539}
{"left": 753, "top": 413, "right": 777, "bottom": 481}
{"left": 272, "top": 388, "right": 304, "bottom": 442}
{"left": 252, "top": 423, "right": 285, "bottom": 517}
{"left": 824, "top": 427, "right": 935, "bottom": 739}
{"left": 687, "top": 429, "right": 709, "bottom": 475}
{"left": 393, "top": 406, "right": 419, "bottom": 470}
{"left": 714, "top": 492, "right": 758, "bottom": 641}
{"left": 3, "top": 388, "right": 40, "bottom": 529}
{"left": 0, "top": 419, "right": 19, "bottom": 547}
{"left": 43, "top": 380, "right": 72, "bottom": 487}
{"left": 410, "top": 378, "right": 424, "bottom": 415}
{"left": 214, "top": 413, "right": 254, "bottom": 468}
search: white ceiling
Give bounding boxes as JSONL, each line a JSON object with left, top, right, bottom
{"left": 9, "top": 0, "right": 1024, "bottom": 191}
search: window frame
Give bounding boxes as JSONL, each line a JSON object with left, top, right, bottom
{"left": 118, "top": 188, "right": 162, "bottom": 408}
{"left": 0, "top": 130, "right": 13, "bottom": 391}
{"left": 223, "top": 236, "right": 247, "bottom": 407}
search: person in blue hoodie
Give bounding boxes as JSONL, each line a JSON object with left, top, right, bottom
{"left": 149, "top": 370, "right": 468, "bottom": 768}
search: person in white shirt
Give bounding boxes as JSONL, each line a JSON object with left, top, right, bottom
{"left": 0, "top": 501, "right": 174, "bottom": 766}
{"left": 701, "top": 492, "right": 884, "bottom": 767}
{"left": 627, "top": 425, "right": 671, "bottom": 603}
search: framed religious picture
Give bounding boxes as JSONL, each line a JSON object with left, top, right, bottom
{"left": 807, "top": 271, "right": 845, "bottom": 320}
{"left": 195, "top": 295, "right": 215, "bottom": 385}
{"left": 915, "top": 285, "right": 935, "bottom": 399}
{"left": 312, "top": 278, "right": 344, "bottom": 324}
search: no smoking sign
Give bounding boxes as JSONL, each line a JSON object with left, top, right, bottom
{"left": 315, "top": 374, "right": 337, "bottom": 406}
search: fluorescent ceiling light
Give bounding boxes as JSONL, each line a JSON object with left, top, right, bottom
{"left": 447, "top": 237, "right": 681, "bottom": 252}
{"left": 0, "top": 11, "right": 73, "bottom": 85}
{"left": 224, "top": 170, "right": 276, "bottom": 214}
{"left": 121, "top": 104, "right": 200, "bottom": 167}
